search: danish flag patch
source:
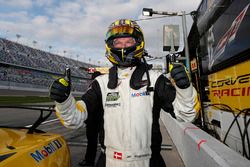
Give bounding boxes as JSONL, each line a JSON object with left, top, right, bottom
{"left": 113, "top": 151, "right": 122, "bottom": 160}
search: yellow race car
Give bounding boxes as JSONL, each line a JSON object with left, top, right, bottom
{"left": 0, "top": 106, "right": 71, "bottom": 167}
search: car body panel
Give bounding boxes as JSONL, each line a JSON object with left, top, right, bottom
{"left": 0, "top": 128, "right": 70, "bottom": 167}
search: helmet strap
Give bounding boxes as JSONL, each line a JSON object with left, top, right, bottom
{"left": 107, "top": 65, "right": 118, "bottom": 89}
{"left": 142, "top": 57, "right": 154, "bottom": 93}
{"left": 130, "top": 62, "right": 147, "bottom": 90}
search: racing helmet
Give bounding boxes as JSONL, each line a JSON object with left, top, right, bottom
{"left": 105, "top": 19, "right": 145, "bottom": 66}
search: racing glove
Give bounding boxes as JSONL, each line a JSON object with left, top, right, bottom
{"left": 170, "top": 63, "right": 190, "bottom": 89}
{"left": 49, "top": 68, "right": 71, "bottom": 103}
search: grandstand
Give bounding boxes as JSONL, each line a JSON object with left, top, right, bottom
{"left": 0, "top": 37, "right": 91, "bottom": 96}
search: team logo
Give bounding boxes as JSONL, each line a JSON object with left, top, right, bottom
{"left": 105, "top": 103, "right": 121, "bottom": 107}
{"left": 106, "top": 92, "right": 120, "bottom": 101}
{"left": 211, "top": 73, "right": 250, "bottom": 98}
{"left": 30, "top": 139, "right": 62, "bottom": 163}
{"left": 131, "top": 91, "right": 150, "bottom": 97}
{"left": 208, "top": 4, "right": 249, "bottom": 70}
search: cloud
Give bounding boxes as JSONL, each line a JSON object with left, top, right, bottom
{"left": 0, "top": 0, "right": 32, "bottom": 9}
{"left": 0, "top": 11, "right": 29, "bottom": 22}
{"left": 34, "top": 0, "right": 55, "bottom": 7}
{"left": 32, "top": 16, "right": 49, "bottom": 25}
{"left": 0, "top": 0, "right": 201, "bottom": 64}
{"left": 47, "top": 1, "right": 83, "bottom": 19}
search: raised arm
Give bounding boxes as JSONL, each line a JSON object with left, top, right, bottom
{"left": 155, "top": 63, "right": 200, "bottom": 122}
{"left": 50, "top": 75, "right": 102, "bottom": 129}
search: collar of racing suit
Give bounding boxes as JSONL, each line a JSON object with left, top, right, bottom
{"left": 107, "top": 63, "right": 153, "bottom": 90}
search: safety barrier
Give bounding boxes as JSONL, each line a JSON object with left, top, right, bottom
{"left": 160, "top": 112, "right": 250, "bottom": 167}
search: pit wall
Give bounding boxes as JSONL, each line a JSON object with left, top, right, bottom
{"left": 160, "top": 112, "right": 250, "bottom": 167}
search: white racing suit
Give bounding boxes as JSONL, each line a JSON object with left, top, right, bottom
{"left": 55, "top": 66, "right": 200, "bottom": 167}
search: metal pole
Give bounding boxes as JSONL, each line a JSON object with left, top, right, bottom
{"left": 181, "top": 11, "right": 191, "bottom": 73}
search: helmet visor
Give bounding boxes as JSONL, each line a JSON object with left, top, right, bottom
{"left": 112, "top": 37, "right": 136, "bottom": 49}
{"left": 106, "top": 25, "right": 134, "bottom": 41}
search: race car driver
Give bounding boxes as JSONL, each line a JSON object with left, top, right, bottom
{"left": 49, "top": 19, "right": 200, "bottom": 167}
